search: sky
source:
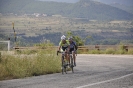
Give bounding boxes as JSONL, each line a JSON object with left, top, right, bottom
{"left": 39, "top": 0, "right": 79, "bottom": 3}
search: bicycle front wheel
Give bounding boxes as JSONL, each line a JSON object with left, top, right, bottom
{"left": 62, "top": 56, "right": 64, "bottom": 74}
{"left": 62, "top": 56, "right": 67, "bottom": 74}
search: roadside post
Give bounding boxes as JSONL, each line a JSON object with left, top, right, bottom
{"left": 12, "top": 22, "right": 17, "bottom": 46}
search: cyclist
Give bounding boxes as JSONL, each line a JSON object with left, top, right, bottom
{"left": 68, "top": 36, "right": 78, "bottom": 66}
{"left": 58, "top": 35, "right": 70, "bottom": 64}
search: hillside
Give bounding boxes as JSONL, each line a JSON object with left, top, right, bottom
{"left": 0, "top": 0, "right": 133, "bottom": 20}
{"left": 109, "top": 3, "right": 133, "bottom": 14}
{"left": 0, "top": 15, "right": 133, "bottom": 46}
{"left": 93, "top": 0, "right": 133, "bottom": 6}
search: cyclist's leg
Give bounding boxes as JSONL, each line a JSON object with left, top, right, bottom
{"left": 68, "top": 48, "right": 74, "bottom": 66}
{"left": 65, "top": 52, "right": 69, "bottom": 63}
{"left": 70, "top": 48, "right": 75, "bottom": 66}
{"left": 61, "top": 47, "right": 66, "bottom": 61}
{"left": 66, "top": 48, "right": 70, "bottom": 65}
{"left": 62, "top": 47, "right": 69, "bottom": 64}
{"left": 67, "top": 53, "right": 70, "bottom": 65}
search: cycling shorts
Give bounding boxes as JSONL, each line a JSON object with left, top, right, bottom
{"left": 69, "top": 48, "right": 75, "bottom": 52}
{"left": 62, "top": 46, "right": 68, "bottom": 51}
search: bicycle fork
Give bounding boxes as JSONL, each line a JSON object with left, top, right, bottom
{"left": 62, "top": 55, "right": 67, "bottom": 74}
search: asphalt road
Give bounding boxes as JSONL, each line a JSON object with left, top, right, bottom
{"left": 0, "top": 54, "right": 133, "bottom": 88}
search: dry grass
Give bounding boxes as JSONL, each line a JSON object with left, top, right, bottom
{"left": 0, "top": 50, "right": 61, "bottom": 80}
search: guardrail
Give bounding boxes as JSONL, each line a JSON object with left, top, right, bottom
{"left": 14, "top": 46, "right": 58, "bottom": 50}
{"left": 13, "top": 45, "right": 133, "bottom": 52}
{"left": 78, "top": 45, "right": 133, "bottom": 52}
{"left": 0, "top": 41, "right": 10, "bottom": 51}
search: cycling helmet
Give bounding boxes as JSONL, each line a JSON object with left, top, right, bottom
{"left": 61, "top": 35, "right": 66, "bottom": 40}
{"left": 68, "top": 36, "right": 73, "bottom": 40}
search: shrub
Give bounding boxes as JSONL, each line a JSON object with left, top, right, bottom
{"left": 115, "top": 49, "right": 127, "bottom": 54}
{"left": 105, "top": 48, "right": 115, "bottom": 54}
{"left": 127, "top": 48, "right": 133, "bottom": 55}
{"left": 88, "top": 50, "right": 101, "bottom": 54}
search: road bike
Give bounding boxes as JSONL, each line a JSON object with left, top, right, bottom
{"left": 57, "top": 51, "right": 68, "bottom": 74}
{"left": 57, "top": 51, "right": 76, "bottom": 74}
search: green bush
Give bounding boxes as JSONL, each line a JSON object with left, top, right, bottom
{"left": 127, "top": 48, "right": 133, "bottom": 55}
{"left": 88, "top": 50, "right": 101, "bottom": 54}
{"left": 115, "top": 49, "right": 127, "bottom": 54}
{"left": 105, "top": 48, "right": 115, "bottom": 54}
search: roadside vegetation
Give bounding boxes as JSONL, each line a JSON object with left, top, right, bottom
{"left": 86, "top": 48, "right": 133, "bottom": 55}
{"left": 0, "top": 50, "right": 61, "bottom": 81}
{"left": 78, "top": 45, "right": 133, "bottom": 55}
{"left": 0, "top": 43, "right": 133, "bottom": 81}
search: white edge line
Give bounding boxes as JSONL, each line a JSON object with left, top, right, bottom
{"left": 76, "top": 72, "right": 133, "bottom": 88}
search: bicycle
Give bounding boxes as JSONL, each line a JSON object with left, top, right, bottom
{"left": 69, "top": 52, "right": 74, "bottom": 73}
{"left": 57, "top": 51, "right": 68, "bottom": 74}
{"left": 57, "top": 50, "right": 76, "bottom": 74}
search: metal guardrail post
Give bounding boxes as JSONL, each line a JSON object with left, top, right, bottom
{"left": 123, "top": 45, "right": 128, "bottom": 52}
{"left": 0, "top": 41, "right": 10, "bottom": 51}
{"left": 95, "top": 45, "right": 100, "bottom": 51}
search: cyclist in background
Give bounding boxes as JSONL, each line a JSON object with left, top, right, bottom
{"left": 58, "top": 35, "right": 70, "bottom": 64}
{"left": 68, "top": 36, "right": 78, "bottom": 66}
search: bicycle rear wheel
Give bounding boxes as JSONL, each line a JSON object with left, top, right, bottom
{"left": 70, "top": 55, "right": 74, "bottom": 73}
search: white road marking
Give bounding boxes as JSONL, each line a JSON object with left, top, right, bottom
{"left": 76, "top": 72, "right": 133, "bottom": 88}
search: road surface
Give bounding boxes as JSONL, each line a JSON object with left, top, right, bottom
{"left": 0, "top": 54, "right": 133, "bottom": 88}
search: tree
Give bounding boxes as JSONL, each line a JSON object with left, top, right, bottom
{"left": 66, "top": 31, "right": 92, "bottom": 46}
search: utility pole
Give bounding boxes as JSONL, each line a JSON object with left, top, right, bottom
{"left": 12, "top": 22, "right": 17, "bottom": 46}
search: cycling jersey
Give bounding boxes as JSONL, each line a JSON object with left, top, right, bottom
{"left": 59, "top": 40, "right": 70, "bottom": 51}
{"left": 69, "top": 41, "right": 76, "bottom": 49}
{"left": 59, "top": 40, "right": 69, "bottom": 47}
{"left": 69, "top": 41, "right": 77, "bottom": 52}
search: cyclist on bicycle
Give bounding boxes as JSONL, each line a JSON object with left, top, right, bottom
{"left": 58, "top": 35, "right": 70, "bottom": 64}
{"left": 68, "top": 36, "right": 78, "bottom": 66}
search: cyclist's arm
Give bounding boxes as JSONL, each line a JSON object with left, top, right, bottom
{"left": 73, "top": 42, "right": 78, "bottom": 50}
{"left": 58, "top": 41, "right": 62, "bottom": 51}
{"left": 58, "top": 45, "right": 61, "bottom": 51}
{"left": 73, "top": 42, "right": 78, "bottom": 56}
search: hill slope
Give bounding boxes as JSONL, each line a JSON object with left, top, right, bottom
{"left": 93, "top": 0, "right": 133, "bottom": 6}
{"left": 0, "top": 0, "right": 133, "bottom": 20}
{"left": 109, "top": 3, "right": 133, "bottom": 14}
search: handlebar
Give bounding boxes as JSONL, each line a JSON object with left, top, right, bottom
{"left": 57, "top": 51, "right": 60, "bottom": 56}
{"left": 57, "top": 50, "right": 77, "bottom": 56}
{"left": 57, "top": 51, "right": 66, "bottom": 56}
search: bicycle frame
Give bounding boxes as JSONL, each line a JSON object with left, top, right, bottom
{"left": 69, "top": 52, "right": 74, "bottom": 73}
{"left": 57, "top": 51, "right": 75, "bottom": 74}
{"left": 57, "top": 51, "right": 67, "bottom": 74}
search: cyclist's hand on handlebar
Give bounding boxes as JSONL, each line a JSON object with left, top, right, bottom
{"left": 57, "top": 50, "right": 60, "bottom": 55}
